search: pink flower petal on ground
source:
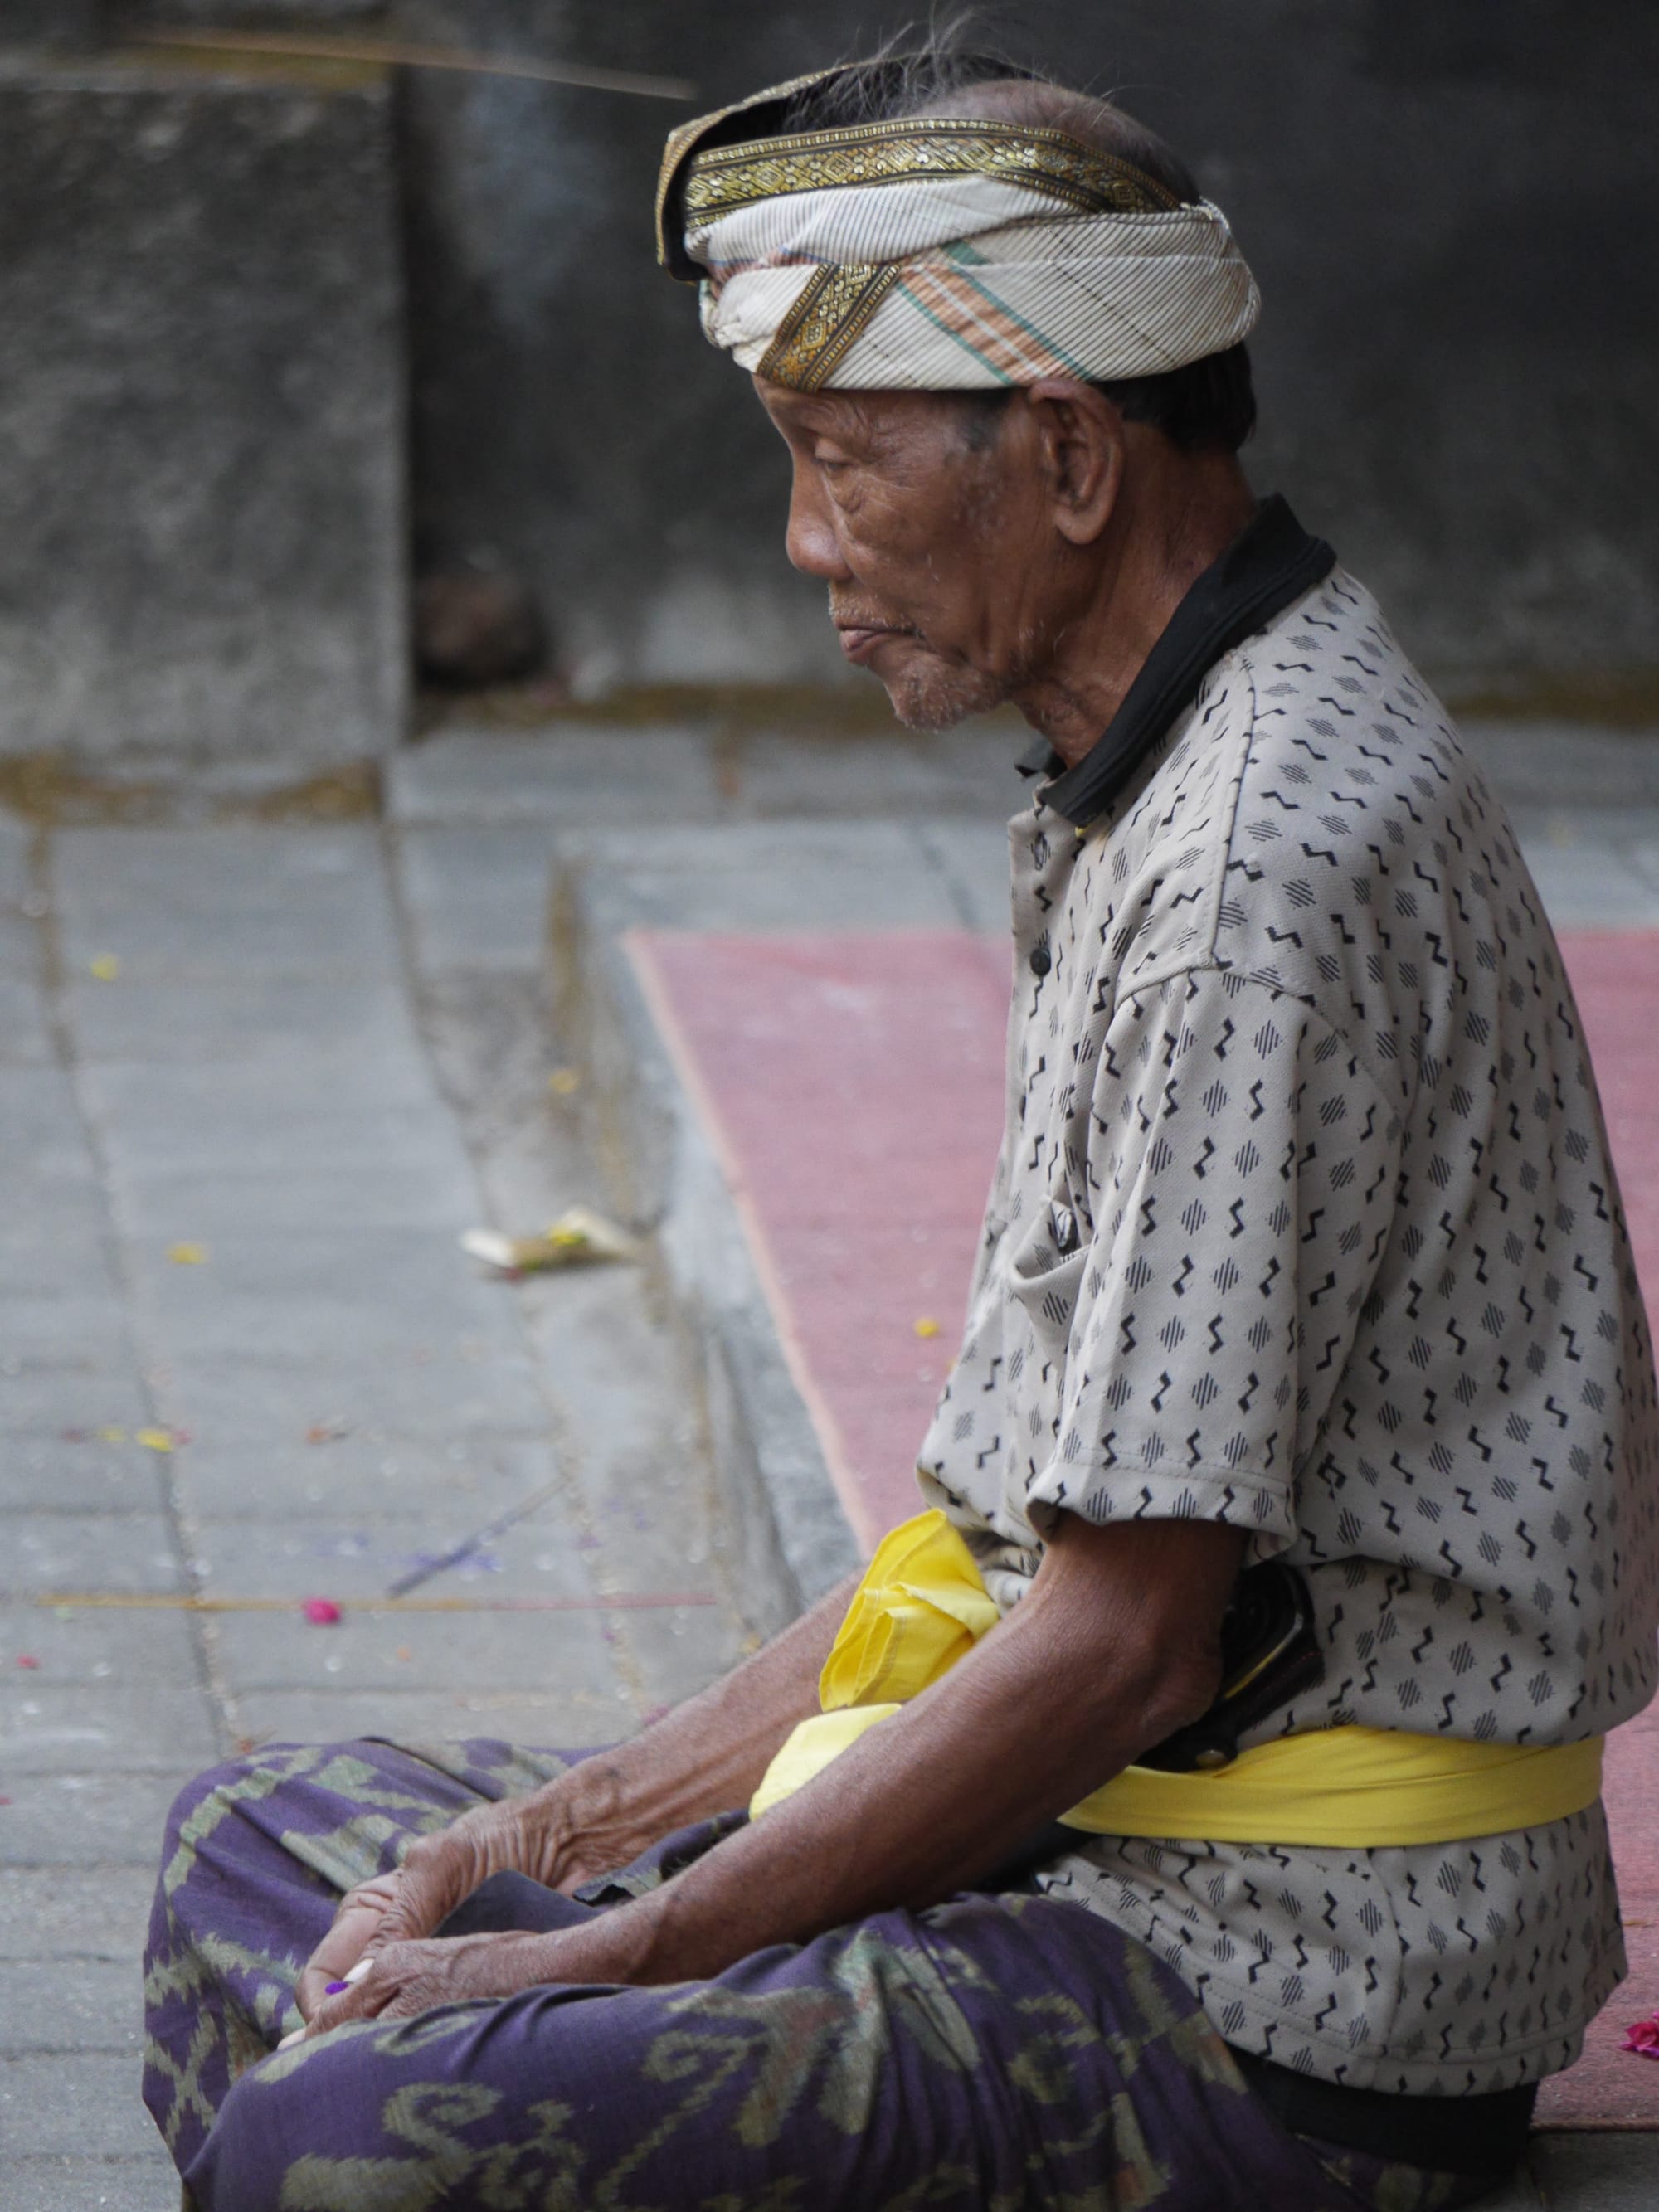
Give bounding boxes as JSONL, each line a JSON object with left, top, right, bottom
{"left": 17, "top": 1655, "right": 40, "bottom": 1670}
{"left": 302, "top": 1598, "right": 343, "bottom": 1626}
{"left": 1621, "top": 2014, "right": 1659, "bottom": 2056}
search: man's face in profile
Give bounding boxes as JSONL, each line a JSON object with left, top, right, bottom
{"left": 757, "top": 379, "right": 1059, "bottom": 731}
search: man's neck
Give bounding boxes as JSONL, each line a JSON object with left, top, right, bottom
{"left": 1014, "top": 449, "right": 1258, "bottom": 768}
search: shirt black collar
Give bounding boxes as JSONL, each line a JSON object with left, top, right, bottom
{"left": 1014, "top": 494, "right": 1336, "bottom": 829}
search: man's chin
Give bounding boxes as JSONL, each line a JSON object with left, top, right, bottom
{"left": 872, "top": 649, "right": 1005, "bottom": 732}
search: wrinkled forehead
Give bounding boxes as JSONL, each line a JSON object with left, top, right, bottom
{"left": 755, "top": 377, "right": 990, "bottom": 448}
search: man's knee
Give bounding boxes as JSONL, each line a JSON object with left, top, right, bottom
{"left": 183, "top": 2047, "right": 330, "bottom": 2212}
{"left": 160, "top": 1738, "right": 387, "bottom": 1866}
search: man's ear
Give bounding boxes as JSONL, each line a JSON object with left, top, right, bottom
{"left": 1023, "top": 379, "right": 1126, "bottom": 548}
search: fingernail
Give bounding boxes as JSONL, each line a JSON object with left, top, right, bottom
{"left": 325, "top": 1980, "right": 350, "bottom": 1995}
{"left": 277, "top": 2028, "right": 305, "bottom": 2050}
{"left": 343, "top": 1957, "right": 375, "bottom": 1984}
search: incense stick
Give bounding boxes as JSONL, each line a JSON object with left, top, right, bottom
{"left": 134, "top": 27, "right": 696, "bottom": 103}
{"left": 28, "top": 1591, "right": 718, "bottom": 1613}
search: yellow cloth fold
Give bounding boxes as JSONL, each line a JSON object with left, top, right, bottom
{"left": 749, "top": 1509, "right": 1604, "bottom": 1848}
{"left": 818, "top": 1508, "right": 1001, "bottom": 1709}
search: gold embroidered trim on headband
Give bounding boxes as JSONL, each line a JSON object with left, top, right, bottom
{"left": 757, "top": 262, "right": 903, "bottom": 391}
{"left": 686, "top": 118, "right": 1179, "bottom": 226}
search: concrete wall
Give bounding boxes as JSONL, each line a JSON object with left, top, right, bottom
{"left": 0, "top": 1, "right": 100, "bottom": 45}
{"left": 7, "top": 2, "right": 1654, "bottom": 750}
{"left": 0, "top": 51, "right": 407, "bottom": 761}
{"left": 392, "top": 0, "right": 1659, "bottom": 701}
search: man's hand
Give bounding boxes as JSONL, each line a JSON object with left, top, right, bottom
{"left": 291, "top": 1931, "right": 561, "bottom": 2039}
{"left": 289, "top": 1910, "right": 658, "bottom": 2044}
{"left": 292, "top": 1571, "right": 858, "bottom": 2025}
{"left": 295, "top": 1873, "right": 402, "bottom": 2023}
{"left": 295, "top": 1788, "right": 594, "bottom": 2022}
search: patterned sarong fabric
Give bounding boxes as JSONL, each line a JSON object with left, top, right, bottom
{"left": 675, "top": 115, "right": 1260, "bottom": 390}
{"left": 144, "top": 1734, "right": 1491, "bottom": 2210}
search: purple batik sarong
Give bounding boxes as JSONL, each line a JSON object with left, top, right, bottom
{"left": 144, "top": 1737, "right": 1501, "bottom": 2211}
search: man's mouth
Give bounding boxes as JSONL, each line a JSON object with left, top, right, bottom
{"left": 835, "top": 621, "right": 913, "bottom": 665}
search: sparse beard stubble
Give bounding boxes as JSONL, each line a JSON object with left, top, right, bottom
{"left": 880, "top": 654, "right": 1010, "bottom": 732}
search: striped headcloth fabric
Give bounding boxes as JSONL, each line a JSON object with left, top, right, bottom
{"left": 658, "top": 70, "right": 1259, "bottom": 392}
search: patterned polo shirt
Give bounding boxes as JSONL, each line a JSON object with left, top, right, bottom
{"left": 917, "top": 503, "right": 1659, "bottom": 2093}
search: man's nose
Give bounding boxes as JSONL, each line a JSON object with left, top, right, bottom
{"left": 785, "top": 466, "right": 852, "bottom": 581}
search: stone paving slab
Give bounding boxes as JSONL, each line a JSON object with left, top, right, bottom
{"left": 569, "top": 819, "right": 968, "bottom": 934}
{"left": 0, "top": 1602, "right": 199, "bottom": 1686}
{"left": 387, "top": 724, "right": 723, "bottom": 828}
{"left": 64, "top": 975, "right": 431, "bottom": 1072}
{"left": 114, "top": 1223, "right": 498, "bottom": 1314}
{"left": 208, "top": 1606, "right": 678, "bottom": 1696}
{"left": 2, "top": 2050, "right": 181, "bottom": 2156}
{"left": 0, "top": 973, "right": 56, "bottom": 1063}
{"left": 9, "top": 2157, "right": 178, "bottom": 2212}
{"left": 732, "top": 724, "right": 1023, "bottom": 820}
{"left": 114, "top": 1160, "right": 484, "bottom": 1241}
{"left": 54, "top": 825, "right": 403, "bottom": 979}
{"left": 80, "top": 1040, "right": 442, "bottom": 1117}
{"left": 133, "top": 1282, "right": 504, "bottom": 1368}
{"left": 1527, "top": 2135, "right": 1659, "bottom": 2206}
{"left": 5, "top": 1514, "right": 187, "bottom": 1597}
{"left": 187, "top": 1512, "right": 596, "bottom": 1603}
{"left": 0, "top": 1864, "right": 158, "bottom": 1959}
{"left": 168, "top": 1432, "right": 558, "bottom": 1522}
{"left": 0, "top": 1683, "right": 220, "bottom": 1773}
{"left": 397, "top": 822, "right": 569, "bottom": 976}
{"left": 149, "top": 1344, "right": 549, "bottom": 1445}
{"left": 0, "top": 1365, "right": 153, "bottom": 1437}
{"left": 0, "top": 1772, "right": 190, "bottom": 1866}
{"left": 230, "top": 1685, "right": 632, "bottom": 1749}
{"left": 81, "top": 1084, "right": 471, "bottom": 1183}
{"left": 0, "top": 1437, "right": 168, "bottom": 1514}
{"left": 0, "top": 1291, "right": 133, "bottom": 1367}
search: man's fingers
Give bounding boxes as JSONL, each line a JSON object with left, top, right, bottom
{"left": 297, "top": 1810, "right": 530, "bottom": 2028}
{"left": 294, "top": 1953, "right": 394, "bottom": 2039}
{"left": 295, "top": 1877, "right": 403, "bottom": 2020}
{"left": 368, "top": 1862, "right": 453, "bottom": 1945}
{"left": 371, "top": 1830, "right": 494, "bottom": 1944}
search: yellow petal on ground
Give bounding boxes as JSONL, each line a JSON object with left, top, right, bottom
{"left": 913, "top": 1317, "right": 941, "bottom": 1339}
{"left": 88, "top": 954, "right": 121, "bottom": 981}
{"left": 96, "top": 1426, "right": 129, "bottom": 1444}
{"left": 547, "top": 1068, "right": 581, "bottom": 1096}
{"left": 167, "top": 1242, "right": 209, "bottom": 1266}
{"left": 136, "top": 1428, "right": 176, "bottom": 1453}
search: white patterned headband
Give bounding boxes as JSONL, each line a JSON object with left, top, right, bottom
{"left": 658, "top": 74, "right": 1260, "bottom": 393}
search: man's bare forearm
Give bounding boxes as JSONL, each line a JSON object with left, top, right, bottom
{"left": 300, "top": 1517, "right": 1243, "bottom": 2035}
{"left": 552, "top": 1515, "right": 1243, "bottom": 1976}
{"left": 545, "top": 1568, "right": 859, "bottom": 1879}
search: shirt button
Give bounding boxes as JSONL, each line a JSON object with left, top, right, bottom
{"left": 1029, "top": 946, "right": 1052, "bottom": 977}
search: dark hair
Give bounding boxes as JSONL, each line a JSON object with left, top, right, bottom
{"left": 781, "top": 30, "right": 1257, "bottom": 454}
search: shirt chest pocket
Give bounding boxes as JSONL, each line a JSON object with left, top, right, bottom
{"left": 1007, "top": 1198, "right": 1090, "bottom": 1349}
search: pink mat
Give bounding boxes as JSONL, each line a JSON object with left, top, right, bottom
{"left": 629, "top": 924, "right": 1659, "bottom": 2127}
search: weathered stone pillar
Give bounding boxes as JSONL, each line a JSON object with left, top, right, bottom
{"left": 0, "top": 46, "right": 408, "bottom": 765}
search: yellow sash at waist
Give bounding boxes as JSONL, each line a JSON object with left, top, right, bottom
{"left": 749, "top": 1510, "right": 1604, "bottom": 1849}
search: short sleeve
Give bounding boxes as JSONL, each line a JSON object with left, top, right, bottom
{"left": 1022, "top": 966, "right": 1403, "bottom": 1554}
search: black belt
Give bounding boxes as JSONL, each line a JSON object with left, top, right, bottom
{"left": 1230, "top": 2048, "right": 1536, "bottom": 2176}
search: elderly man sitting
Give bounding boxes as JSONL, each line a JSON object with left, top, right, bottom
{"left": 144, "top": 47, "right": 1659, "bottom": 2212}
